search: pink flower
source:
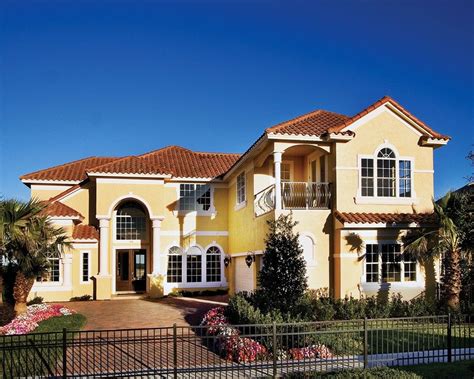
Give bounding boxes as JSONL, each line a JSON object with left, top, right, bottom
{"left": 0, "top": 304, "right": 75, "bottom": 335}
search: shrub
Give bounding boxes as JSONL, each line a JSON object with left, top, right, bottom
{"left": 258, "top": 214, "right": 307, "bottom": 313}
{"left": 70, "top": 295, "right": 92, "bottom": 302}
{"left": 313, "top": 332, "right": 364, "bottom": 355}
{"left": 287, "top": 367, "right": 422, "bottom": 378}
{"left": 27, "top": 296, "right": 44, "bottom": 306}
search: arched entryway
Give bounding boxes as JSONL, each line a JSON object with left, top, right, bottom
{"left": 113, "top": 200, "right": 150, "bottom": 293}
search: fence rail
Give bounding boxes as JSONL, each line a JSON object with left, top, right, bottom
{"left": 1, "top": 314, "right": 473, "bottom": 378}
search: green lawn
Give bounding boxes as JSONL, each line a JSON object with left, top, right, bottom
{"left": 0, "top": 314, "right": 86, "bottom": 377}
{"left": 401, "top": 360, "right": 474, "bottom": 378}
{"left": 284, "top": 360, "right": 474, "bottom": 378}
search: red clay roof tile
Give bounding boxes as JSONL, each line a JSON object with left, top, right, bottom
{"left": 266, "top": 110, "right": 350, "bottom": 136}
{"left": 72, "top": 224, "right": 99, "bottom": 240}
{"left": 41, "top": 201, "right": 84, "bottom": 219}
{"left": 334, "top": 211, "right": 437, "bottom": 225}
{"left": 21, "top": 157, "right": 120, "bottom": 182}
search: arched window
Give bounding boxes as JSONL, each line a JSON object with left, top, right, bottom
{"left": 116, "top": 202, "right": 147, "bottom": 240}
{"left": 186, "top": 246, "right": 202, "bottom": 283}
{"left": 376, "top": 148, "right": 396, "bottom": 197}
{"left": 299, "top": 235, "right": 315, "bottom": 266}
{"left": 167, "top": 246, "right": 182, "bottom": 283}
{"left": 38, "top": 250, "right": 61, "bottom": 282}
{"left": 206, "top": 246, "right": 222, "bottom": 282}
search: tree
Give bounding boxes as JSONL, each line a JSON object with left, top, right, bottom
{"left": 257, "top": 214, "right": 307, "bottom": 313}
{"left": 0, "top": 199, "right": 69, "bottom": 314}
{"left": 403, "top": 193, "right": 462, "bottom": 310}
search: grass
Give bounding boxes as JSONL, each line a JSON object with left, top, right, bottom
{"left": 0, "top": 313, "right": 86, "bottom": 377}
{"left": 33, "top": 313, "right": 87, "bottom": 333}
{"left": 400, "top": 360, "right": 474, "bottom": 378}
{"left": 284, "top": 360, "right": 474, "bottom": 378}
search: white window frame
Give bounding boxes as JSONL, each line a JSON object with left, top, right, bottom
{"left": 175, "top": 183, "right": 216, "bottom": 216}
{"left": 80, "top": 250, "right": 91, "bottom": 284}
{"left": 280, "top": 161, "right": 294, "bottom": 182}
{"left": 165, "top": 243, "right": 226, "bottom": 288}
{"left": 360, "top": 241, "right": 423, "bottom": 289}
{"left": 299, "top": 233, "right": 317, "bottom": 267}
{"left": 166, "top": 246, "right": 184, "bottom": 283}
{"left": 235, "top": 172, "right": 247, "bottom": 209}
{"left": 113, "top": 204, "right": 149, "bottom": 243}
{"left": 356, "top": 143, "right": 416, "bottom": 204}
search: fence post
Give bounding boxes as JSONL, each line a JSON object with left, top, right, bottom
{"left": 447, "top": 312, "right": 452, "bottom": 363}
{"left": 363, "top": 318, "right": 368, "bottom": 369}
{"left": 173, "top": 324, "right": 178, "bottom": 379}
{"left": 272, "top": 322, "right": 277, "bottom": 378}
{"left": 62, "top": 328, "right": 67, "bottom": 379}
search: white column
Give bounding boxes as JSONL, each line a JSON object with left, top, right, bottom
{"left": 98, "top": 218, "right": 110, "bottom": 276}
{"left": 151, "top": 217, "right": 165, "bottom": 275}
{"left": 62, "top": 253, "right": 73, "bottom": 288}
{"left": 274, "top": 151, "right": 283, "bottom": 210}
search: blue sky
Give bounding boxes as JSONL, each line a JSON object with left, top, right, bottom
{"left": 1, "top": 0, "right": 473, "bottom": 200}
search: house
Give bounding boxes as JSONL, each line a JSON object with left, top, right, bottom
{"left": 20, "top": 96, "right": 450, "bottom": 302}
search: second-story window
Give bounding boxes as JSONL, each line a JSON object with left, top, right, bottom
{"left": 236, "top": 172, "right": 246, "bottom": 204}
{"left": 116, "top": 202, "right": 147, "bottom": 240}
{"left": 360, "top": 147, "right": 413, "bottom": 199}
{"left": 179, "top": 184, "right": 211, "bottom": 211}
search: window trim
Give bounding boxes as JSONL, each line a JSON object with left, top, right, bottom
{"left": 175, "top": 183, "right": 216, "bottom": 216}
{"left": 80, "top": 250, "right": 91, "bottom": 284}
{"left": 356, "top": 144, "right": 416, "bottom": 204}
{"left": 113, "top": 203, "right": 149, "bottom": 243}
{"left": 165, "top": 243, "right": 226, "bottom": 287}
{"left": 235, "top": 172, "right": 247, "bottom": 209}
{"left": 360, "top": 241, "right": 423, "bottom": 288}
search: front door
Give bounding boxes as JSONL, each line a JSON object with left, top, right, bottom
{"left": 116, "top": 249, "right": 147, "bottom": 292}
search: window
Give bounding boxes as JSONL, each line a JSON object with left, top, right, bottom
{"left": 377, "top": 148, "right": 396, "bottom": 197}
{"left": 186, "top": 246, "right": 202, "bottom": 283}
{"left": 360, "top": 147, "right": 413, "bottom": 199}
{"left": 167, "top": 247, "right": 182, "bottom": 283}
{"left": 236, "top": 172, "right": 246, "bottom": 204}
{"left": 38, "top": 251, "right": 61, "bottom": 282}
{"left": 361, "top": 158, "right": 374, "bottom": 197}
{"left": 299, "top": 235, "right": 315, "bottom": 266}
{"left": 365, "top": 244, "right": 416, "bottom": 283}
{"left": 281, "top": 163, "right": 292, "bottom": 182}
{"left": 81, "top": 252, "right": 90, "bottom": 282}
{"left": 206, "top": 246, "right": 222, "bottom": 282}
{"left": 116, "top": 202, "right": 147, "bottom": 240}
{"left": 319, "top": 155, "right": 326, "bottom": 182}
{"left": 179, "top": 184, "right": 212, "bottom": 212}
{"left": 399, "top": 160, "right": 412, "bottom": 197}
{"left": 365, "top": 244, "right": 379, "bottom": 283}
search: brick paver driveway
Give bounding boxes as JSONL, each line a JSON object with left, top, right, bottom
{"left": 56, "top": 296, "right": 228, "bottom": 330}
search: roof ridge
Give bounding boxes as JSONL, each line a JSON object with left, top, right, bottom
{"left": 86, "top": 155, "right": 138, "bottom": 172}
{"left": 139, "top": 145, "right": 192, "bottom": 158}
{"left": 266, "top": 109, "right": 349, "bottom": 134}
{"left": 20, "top": 156, "right": 121, "bottom": 180}
{"left": 327, "top": 95, "right": 450, "bottom": 139}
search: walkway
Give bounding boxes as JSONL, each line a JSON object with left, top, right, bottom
{"left": 56, "top": 295, "right": 228, "bottom": 330}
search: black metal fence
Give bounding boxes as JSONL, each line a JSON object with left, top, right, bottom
{"left": 1, "top": 314, "right": 473, "bottom": 378}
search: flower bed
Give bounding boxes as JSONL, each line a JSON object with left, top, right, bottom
{"left": 200, "top": 307, "right": 333, "bottom": 363}
{"left": 0, "top": 304, "right": 75, "bottom": 335}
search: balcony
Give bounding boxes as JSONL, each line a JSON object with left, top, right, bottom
{"left": 254, "top": 182, "right": 331, "bottom": 216}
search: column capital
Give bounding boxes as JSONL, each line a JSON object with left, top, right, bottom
{"left": 273, "top": 151, "right": 283, "bottom": 163}
{"left": 152, "top": 219, "right": 163, "bottom": 229}
{"left": 99, "top": 218, "right": 110, "bottom": 228}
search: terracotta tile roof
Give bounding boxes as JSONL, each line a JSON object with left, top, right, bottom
{"left": 21, "top": 157, "right": 120, "bottom": 182}
{"left": 327, "top": 96, "right": 450, "bottom": 140}
{"left": 266, "top": 110, "right": 351, "bottom": 137}
{"left": 334, "top": 211, "right": 438, "bottom": 225}
{"left": 41, "top": 201, "right": 84, "bottom": 219}
{"left": 72, "top": 224, "right": 99, "bottom": 240}
{"left": 88, "top": 146, "right": 241, "bottom": 178}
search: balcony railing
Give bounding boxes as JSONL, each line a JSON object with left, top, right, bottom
{"left": 282, "top": 182, "right": 331, "bottom": 210}
{"left": 254, "top": 184, "right": 276, "bottom": 217}
{"left": 254, "top": 182, "right": 331, "bottom": 216}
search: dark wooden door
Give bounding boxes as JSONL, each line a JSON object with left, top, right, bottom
{"left": 116, "top": 249, "right": 146, "bottom": 292}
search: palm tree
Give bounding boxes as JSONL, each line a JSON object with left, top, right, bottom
{"left": 0, "top": 199, "right": 69, "bottom": 314}
{"left": 403, "top": 192, "right": 462, "bottom": 310}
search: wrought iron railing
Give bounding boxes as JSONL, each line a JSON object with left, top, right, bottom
{"left": 254, "top": 184, "right": 276, "bottom": 217}
{"left": 1, "top": 314, "right": 473, "bottom": 378}
{"left": 282, "top": 182, "right": 331, "bottom": 210}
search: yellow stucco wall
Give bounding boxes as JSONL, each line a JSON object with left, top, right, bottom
{"left": 31, "top": 185, "right": 73, "bottom": 201}
{"left": 335, "top": 110, "right": 435, "bottom": 213}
